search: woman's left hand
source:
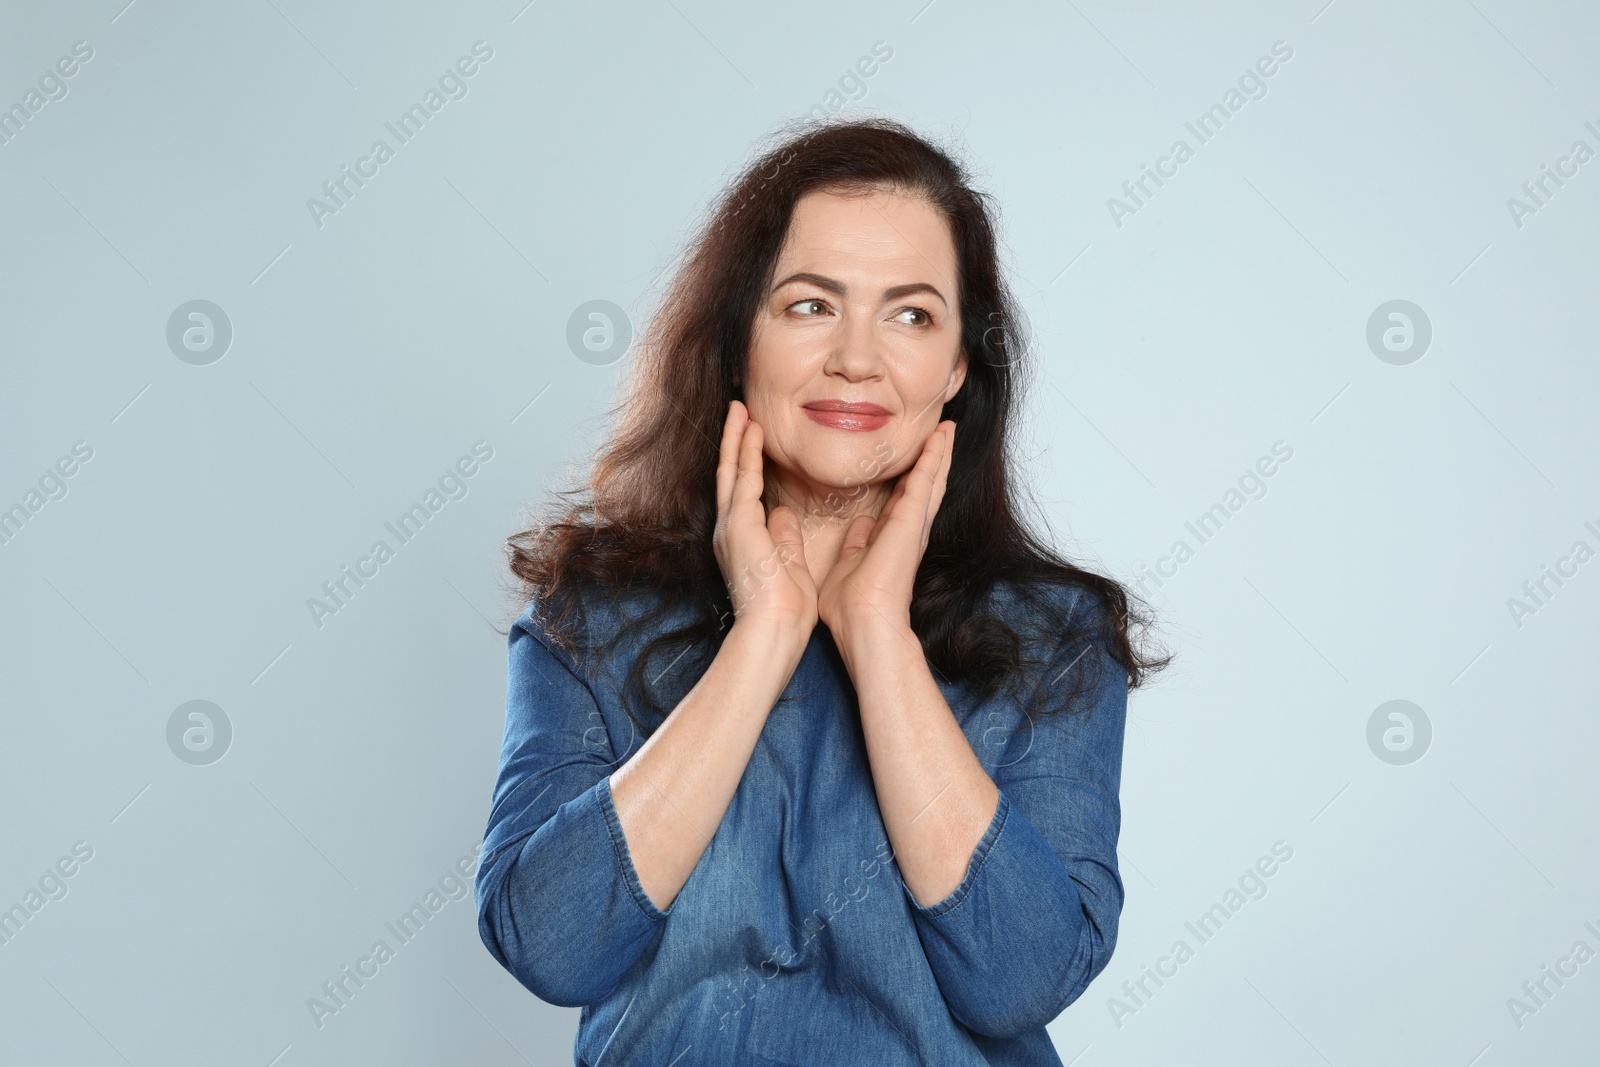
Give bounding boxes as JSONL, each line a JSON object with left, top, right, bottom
{"left": 817, "top": 420, "right": 955, "bottom": 643}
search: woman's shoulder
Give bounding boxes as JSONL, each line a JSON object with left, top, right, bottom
{"left": 974, "top": 576, "right": 1128, "bottom": 724}
{"left": 511, "top": 582, "right": 698, "bottom": 677}
{"left": 984, "top": 575, "right": 1116, "bottom": 642}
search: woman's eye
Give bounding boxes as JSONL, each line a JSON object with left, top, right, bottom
{"left": 895, "top": 306, "right": 932, "bottom": 327}
{"left": 789, "top": 298, "right": 829, "bottom": 316}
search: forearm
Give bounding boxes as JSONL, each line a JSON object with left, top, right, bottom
{"left": 609, "top": 611, "right": 810, "bottom": 911}
{"left": 835, "top": 616, "right": 999, "bottom": 907}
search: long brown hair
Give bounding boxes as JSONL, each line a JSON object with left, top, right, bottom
{"left": 507, "top": 115, "right": 1168, "bottom": 739}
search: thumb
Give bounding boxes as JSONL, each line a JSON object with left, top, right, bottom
{"left": 768, "top": 505, "right": 807, "bottom": 567}
{"left": 841, "top": 513, "right": 876, "bottom": 555}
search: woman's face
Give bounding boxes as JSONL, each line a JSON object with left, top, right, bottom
{"left": 745, "top": 185, "right": 967, "bottom": 509}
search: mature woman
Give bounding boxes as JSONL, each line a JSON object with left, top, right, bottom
{"left": 475, "top": 117, "right": 1164, "bottom": 1066}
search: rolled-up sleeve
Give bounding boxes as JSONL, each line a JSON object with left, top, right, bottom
{"left": 474, "top": 606, "right": 668, "bottom": 1007}
{"left": 903, "top": 592, "right": 1128, "bottom": 1039}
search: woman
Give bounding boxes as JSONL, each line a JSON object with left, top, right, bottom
{"left": 475, "top": 116, "right": 1165, "bottom": 1066}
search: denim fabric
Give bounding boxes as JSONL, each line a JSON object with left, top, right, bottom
{"left": 474, "top": 581, "right": 1127, "bottom": 1066}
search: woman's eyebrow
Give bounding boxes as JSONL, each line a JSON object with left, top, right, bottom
{"left": 772, "top": 271, "right": 948, "bottom": 309}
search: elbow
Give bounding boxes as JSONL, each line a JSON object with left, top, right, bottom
{"left": 470, "top": 795, "right": 670, "bottom": 1008}
{"left": 950, "top": 912, "right": 1119, "bottom": 1040}
{"left": 475, "top": 871, "right": 623, "bottom": 1007}
{"left": 947, "top": 983, "right": 1076, "bottom": 1041}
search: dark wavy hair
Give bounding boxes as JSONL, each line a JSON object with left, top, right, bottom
{"left": 506, "top": 115, "right": 1168, "bottom": 741}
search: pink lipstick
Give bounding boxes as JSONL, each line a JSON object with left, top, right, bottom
{"left": 802, "top": 399, "right": 890, "bottom": 432}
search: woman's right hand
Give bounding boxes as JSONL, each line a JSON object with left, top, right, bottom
{"left": 713, "top": 400, "right": 818, "bottom": 635}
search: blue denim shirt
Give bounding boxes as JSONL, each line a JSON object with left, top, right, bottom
{"left": 474, "top": 581, "right": 1127, "bottom": 1066}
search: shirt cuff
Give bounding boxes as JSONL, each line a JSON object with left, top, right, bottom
{"left": 596, "top": 773, "right": 673, "bottom": 922}
{"left": 902, "top": 790, "right": 1012, "bottom": 918}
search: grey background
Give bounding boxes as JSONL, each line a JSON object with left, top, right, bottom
{"left": 2, "top": 0, "right": 1597, "bottom": 1064}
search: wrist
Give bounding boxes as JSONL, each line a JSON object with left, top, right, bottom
{"left": 828, "top": 608, "right": 912, "bottom": 651}
{"left": 830, "top": 612, "right": 918, "bottom": 676}
{"left": 729, "top": 607, "right": 815, "bottom": 659}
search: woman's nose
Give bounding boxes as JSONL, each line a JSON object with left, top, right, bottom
{"left": 825, "top": 313, "right": 884, "bottom": 380}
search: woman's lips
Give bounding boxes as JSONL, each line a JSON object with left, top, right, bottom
{"left": 802, "top": 402, "right": 890, "bottom": 432}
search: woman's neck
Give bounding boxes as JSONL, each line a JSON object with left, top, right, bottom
{"left": 761, "top": 464, "right": 894, "bottom": 589}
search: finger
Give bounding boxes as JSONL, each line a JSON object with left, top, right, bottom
{"left": 841, "top": 512, "right": 876, "bottom": 556}
{"left": 880, "top": 469, "right": 909, "bottom": 514}
{"left": 880, "top": 426, "right": 947, "bottom": 554}
{"left": 768, "top": 504, "right": 809, "bottom": 573}
{"left": 924, "top": 422, "right": 955, "bottom": 539}
{"left": 731, "top": 413, "right": 766, "bottom": 522}
{"left": 866, "top": 473, "right": 909, "bottom": 547}
{"left": 715, "top": 400, "right": 747, "bottom": 523}
{"left": 882, "top": 425, "right": 947, "bottom": 539}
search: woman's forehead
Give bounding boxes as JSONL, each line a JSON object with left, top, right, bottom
{"left": 775, "top": 190, "right": 957, "bottom": 296}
